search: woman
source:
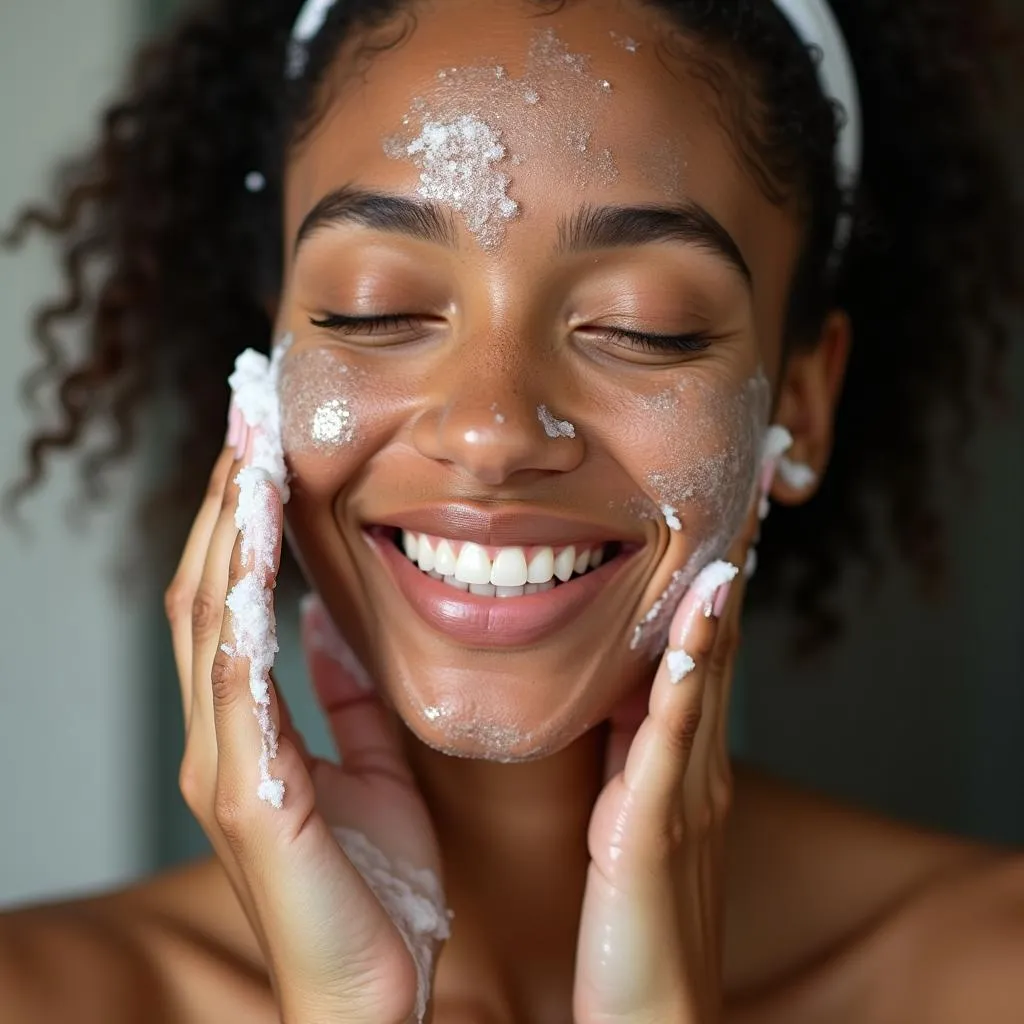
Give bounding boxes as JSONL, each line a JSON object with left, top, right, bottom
{"left": 3, "top": 0, "right": 1023, "bottom": 1020}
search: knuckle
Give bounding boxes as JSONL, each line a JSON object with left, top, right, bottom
{"left": 213, "top": 781, "right": 249, "bottom": 849}
{"left": 178, "top": 751, "right": 208, "bottom": 818}
{"left": 164, "top": 579, "right": 191, "bottom": 627}
{"left": 191, "top": 586, "right": 225, "bottom": 642}
{"left": 666, "top": 707, "right": 703, "bottom": 760}
{"left": 210, "top": 647, "right": 243, "bottom": 712}
{"left": 710, "top": 781, "right": 733, "bottom": 824}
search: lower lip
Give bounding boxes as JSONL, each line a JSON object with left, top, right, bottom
{"left": 368, "top": 533, "right": 636, "bottom": 648}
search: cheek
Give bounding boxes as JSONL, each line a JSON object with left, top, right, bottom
{"left": 632, "top": 374, "right": 769, "bottom": 557}
{"left": 279, "top": 348, "right": 358, "bottom": 458}
{"left": 277, "top": 346, "right": 396, "bottom": 498}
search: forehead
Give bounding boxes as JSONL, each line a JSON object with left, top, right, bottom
{"left": 284, "top": 0, "right": 799, "bottom": 286}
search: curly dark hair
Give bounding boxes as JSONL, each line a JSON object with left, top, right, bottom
{"left": 3, "top": 0, "right": 1022, "bottom": 649}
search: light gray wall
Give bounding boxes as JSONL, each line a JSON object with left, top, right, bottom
{"left": 0, "top": 0, "right": 150, "bottom": 906}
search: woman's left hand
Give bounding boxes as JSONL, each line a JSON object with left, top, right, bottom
{"left": 574, "top": 547, "right": 748, "bottom": 1024}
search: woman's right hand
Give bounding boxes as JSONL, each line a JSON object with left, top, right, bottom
{"left": 164, "top": 428, "right": 447, "bottom": 1024}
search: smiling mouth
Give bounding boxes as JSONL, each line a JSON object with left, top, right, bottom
{"left": 379, "top": 528, "right": 623, "bottom": 598}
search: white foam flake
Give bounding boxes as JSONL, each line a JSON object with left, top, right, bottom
{"left": 333, "top": 828, "right": 452, "bottom": 1023}
{"left": 761, "top": 424, "right": 794, "bottom": 465}
{"left": 777, "top": 457, "right": 818, "bottom": 491}
{"left": 537, "top": 404, "right": 576, "bottom": 439}
{"left": 662, "top": 505, "right": 682, "bottom": 532}
{"left": 667, "top": 648, "right": 696, "bottom": 684}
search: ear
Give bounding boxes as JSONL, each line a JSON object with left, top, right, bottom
{"left": 771, "top": 310, "right": 851, "bottom": 505}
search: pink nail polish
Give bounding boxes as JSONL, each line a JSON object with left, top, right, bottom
{"left": 227, "top": 403, "right": 241, "bottom": 451}
{"left": 712, "top": 581, "right": 733, "bottom": 619}
{"left": 235, "top": 420, "right": 250, "bottom": 462}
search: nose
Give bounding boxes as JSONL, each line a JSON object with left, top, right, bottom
{"left": 411, "top": 373, "right": 584, "bottom": 487}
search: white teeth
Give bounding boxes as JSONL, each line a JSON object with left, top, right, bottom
{"left": 417, "top": 536, "right": 436, "bottom": 572}
{"left": 553, "top": 545, "right": 576, "bottom": 582}
{"left": 403, "top": 530, "right": 420, "bottom": 561}
{"left": 434, "top": 538, "right": 457, "bottom": 576}
{"left": 399, "top": 531, "right": 612, "bottom": 595}
{"left": 455, "top": 542, "right": 492, "bottom": 585}
{"left": 491, "top": 547, "right": 528, "bottom": 587}
{"left": 527, "top": 547, "right": 555, "bottom": 584}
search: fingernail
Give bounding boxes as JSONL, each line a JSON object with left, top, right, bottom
{"left": 669, "top": 560, "right": 739, "bottom": 646}
{"left": 226, "top": 402, "right": 241, "bottom": 450}
{"left": 758, "top": 460, "right": 777, "bottom": 521}
{"left": 236, "top": 421, "right": 254, "bottom": 463}
{"left": 712, "top": 581, "right": 733, "bottom": 619}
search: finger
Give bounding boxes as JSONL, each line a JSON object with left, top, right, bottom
{"left": 189, "top": 438, "right": 253, "bottom": 736}
{"left": 167, "top": 440, "right": 238, "bottom": 720}
{"left": 688, "top": 533, "right": 750, "bottom": 802}
{"left": 621, "top": 561, "right": 738, "bottom": 824}
{"left": 212, "top": 475, "right": 317, "bottom": 828}
{"left": 300, "top": 595, "right": 413, "bottom": 786}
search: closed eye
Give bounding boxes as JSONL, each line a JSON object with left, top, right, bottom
{"left": 309, "top": 313, "right": 421, "bottom": 335}
{"left": 582, "top": 325, "right": 713, "bottom": 354}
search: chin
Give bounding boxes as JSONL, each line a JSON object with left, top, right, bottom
{"left": 374, "top": 644, "right": 643, "bottom": 763}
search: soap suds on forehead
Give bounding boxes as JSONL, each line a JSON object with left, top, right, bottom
{"left": 386, "top": 114, "right": 519, "bottom": 248}
{"left": 382, "top": 27, "right": 621, "bottom": 247}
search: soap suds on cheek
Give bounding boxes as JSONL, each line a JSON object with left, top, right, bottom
{"left": 629, "top": 370, "right": 771, "bottom": 653}
{"left": 278, "top": 346, "right": 359, "bottom": 456}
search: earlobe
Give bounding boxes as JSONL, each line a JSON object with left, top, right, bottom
{"left": 769, "top": 310, "right": 851, "bottom": 506}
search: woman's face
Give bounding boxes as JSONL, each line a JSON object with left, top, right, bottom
{"left": 276, "top": 0, "right": 805, "bottom": 761}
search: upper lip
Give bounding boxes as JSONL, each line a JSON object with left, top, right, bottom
{"left": 373, "top": 504, "right": 642, "bottom": 548}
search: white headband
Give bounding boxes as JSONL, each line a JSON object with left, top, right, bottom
{"left": 287, "top": 0, "right": 862, "bottom": 248}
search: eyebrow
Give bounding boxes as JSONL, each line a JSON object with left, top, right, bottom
{"left": 294, "top": 185, "right": 459, "bottom": 253}
{"left": 557, "top": 202, "right": 752, "bottom": 287}
{"left": 295, "top": 187, "right": 752, "bottom": 286}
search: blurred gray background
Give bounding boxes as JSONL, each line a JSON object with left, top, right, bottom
{"left": 1, "top": 0, "right": 1021, "bottom": 908}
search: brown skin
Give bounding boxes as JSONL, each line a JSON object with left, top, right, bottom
{"left": 2, "top": 2, "right": 1023, "bottom": 1022}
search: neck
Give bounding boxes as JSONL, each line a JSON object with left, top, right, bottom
{"left": 403, "top": 724, "right": 607, "bottom": 1004}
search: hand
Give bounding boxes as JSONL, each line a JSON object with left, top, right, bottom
{"left": 574, "top": 547, "right": 748, "bottom": 1024}
{"left": 165, "top": 427, "right": 447, "bottom": 1024}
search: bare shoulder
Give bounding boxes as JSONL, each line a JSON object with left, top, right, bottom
{"left": 0, "top": 857, "right": 275, "bottom": 1024}
{"left": 724, "top": 762, "right": 1024, "bottom": 1022}
{"left": 724, "top": 761, "right": 1005, "bottom": 994}
{"left": 869, "top": 853, "right": 1024, "bottom": 1022}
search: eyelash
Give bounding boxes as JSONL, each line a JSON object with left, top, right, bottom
{"left": 309, "top": 313, "right": 713, "bottom": 354}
